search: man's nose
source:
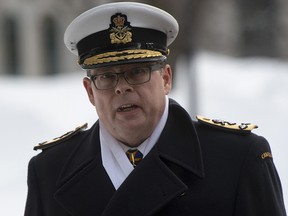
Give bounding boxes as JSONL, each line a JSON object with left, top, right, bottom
{"left": 114, "top": 76, "right": 133, "bottom": 95}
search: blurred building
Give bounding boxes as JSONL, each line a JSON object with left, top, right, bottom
{"left": 0, "top": 0, "right": 288, "bottom": 76}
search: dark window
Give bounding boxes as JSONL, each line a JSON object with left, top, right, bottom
{"left": 238, "top": 0, "right": 277, "bottom": 57}
{"left": 41, "top": 16, "right": 58, "bottom": 75}
{"left": 3, "top": 16, "right": 20, "bottom": 75}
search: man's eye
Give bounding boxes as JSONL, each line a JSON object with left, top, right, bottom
{"left": 130, "top": 67, "right": 148, "bottom": 75}
{"left": 99, "top": 73, "right": 116, "bottom": 80}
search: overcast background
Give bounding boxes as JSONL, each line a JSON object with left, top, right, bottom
{"left": 0, "top": 0, "right": 288, "bottom": 215}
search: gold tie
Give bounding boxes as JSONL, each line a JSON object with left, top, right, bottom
{"left": 126, "top": 149, "right": 143, "bottom": 167}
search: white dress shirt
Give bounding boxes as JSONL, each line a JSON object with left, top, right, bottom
{"left": 100, "top": 96, "right": 169, "bottom": 189}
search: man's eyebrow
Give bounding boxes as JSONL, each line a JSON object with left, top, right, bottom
{"left": 90, "top": 63, "right": 155, "bottom": 75}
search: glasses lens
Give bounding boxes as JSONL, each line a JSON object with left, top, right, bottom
{"left": 95, "top": 73, "right": 118, "bottom": 89}
{"left": 125, "top": 67, "right": 151, "bottom": 85}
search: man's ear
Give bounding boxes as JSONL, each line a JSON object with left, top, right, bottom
{"left": 162, "top": 64, "right": 172, "bottom": 95}
{"left": 83, "top": 77, "right": 96, "bottom": 105}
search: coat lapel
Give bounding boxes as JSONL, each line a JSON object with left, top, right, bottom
{"left": 54, "top": 122, "right": 116, "bottom": 216}
{"left": 101, "top": 148, "right": 188, "bottom": 216}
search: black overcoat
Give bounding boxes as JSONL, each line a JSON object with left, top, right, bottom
{"left": 24, "top": 100, "right": 286, "bottom": 216}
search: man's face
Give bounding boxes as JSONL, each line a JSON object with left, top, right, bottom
{"left": 83, "top": 61, "right": 172, "bottom": 147}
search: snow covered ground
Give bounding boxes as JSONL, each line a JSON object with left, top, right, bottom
{"left": 1, "top": 52, "right": 287, "bottom": 215}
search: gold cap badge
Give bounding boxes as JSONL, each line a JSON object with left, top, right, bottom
{"left": 109, "top": 13, "right": 132, "bottom": 44}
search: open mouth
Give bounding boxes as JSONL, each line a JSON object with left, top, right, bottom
{"left": 117, "top": 104, "right": 138, "bottom": 112}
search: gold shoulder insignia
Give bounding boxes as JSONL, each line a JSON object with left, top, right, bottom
{"left": 261, "top": 152, "right": 273, "bottom": 160}
{"left": 196, "top": 116, "right": 258, "bottom": 133}
{"left": 34, "top": 123, "right": 88, "bottom": 151}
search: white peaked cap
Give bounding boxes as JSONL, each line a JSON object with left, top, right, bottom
{"left": 64, "top": 2, "right": 179, "bottom": 69}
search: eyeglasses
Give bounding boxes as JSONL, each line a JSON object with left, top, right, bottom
{"left": 88, "top": 63, "right": 164, "bottom": 90}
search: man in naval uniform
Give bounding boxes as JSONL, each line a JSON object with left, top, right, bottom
{"left": 24, "top": 2, "right": 286, "bottom": 216}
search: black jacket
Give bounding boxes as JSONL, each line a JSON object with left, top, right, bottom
{"left": 24, "top": 100, "right": 286, "bottom": 216}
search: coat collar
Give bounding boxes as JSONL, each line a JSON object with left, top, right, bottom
{"left": 54, "top": 99, "right": 204, "bottom": 216}
{"left": 55, "top": 123, "right": 101, "bottom": 187}
{"left": 157, "top": 99, "right": 204, "bottom": 177}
